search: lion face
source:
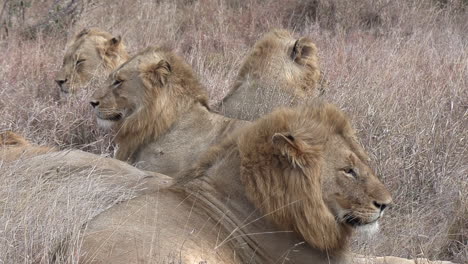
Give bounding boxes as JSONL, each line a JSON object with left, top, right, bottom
{"left": 239, "top": 103, "right": 392, "bottom": 251}
{"left": 321, "top": 135, "right": 392, "bottom": 232}
{"left": 89, "top": 57, "right": 152, "bottom": 129}
{"left": 55, "top": 28, "right": 128, "bottom": 95}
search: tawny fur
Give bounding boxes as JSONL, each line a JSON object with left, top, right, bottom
{"left": 76, "top": 103, "right": 448, "bottom": 264}
{"left": 114, "top": 47, "right": 209, "bottom": 161}
{"left": 0, "top": 131, "right": 56, "bottom": 162}
{"left": 218, "top": 29, "right": 327, "bottom": 120}
{"left": 91, "top": 46, "right": 245, "bottom": 176}
{"left": 55, "top": 28, "right": 129, "bottom": 94}
{"left": 236, "top": 104, "right": 360, "bottom": 251}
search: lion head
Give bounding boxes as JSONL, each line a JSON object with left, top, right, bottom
{"left": 237, "top": 102, "right": 392, "bottom": 251}
{"left": 90, "top": 46, "right": 209, "bottom": 161}
{"left": 55, "top": 28, "right": 129, "bottom": 95}
{"left": 0, "top": 131, "right": 55, "bottom": 162}
{"left": 219, "top": 29, "right": 326, "bottom": 120}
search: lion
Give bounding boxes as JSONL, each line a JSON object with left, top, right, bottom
{"left": 0, "top": 148, "right": 173, "bottom": 263}
{"left": 55, "top": 28, "right": 129, "bottom": 95}
{"left": 78, "top": 103, "right": 453, "bottom": 264}
{"left": 90, "top": 45, "right": 247, "bottom": 176}
{"left": 0, "top": 131, "right": 56, "bottom": 162}
{"left": 217, "top": 29, "right": 327, "bottom": 120}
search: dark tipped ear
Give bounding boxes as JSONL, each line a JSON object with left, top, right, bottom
{"left": 272, "top": 133, "right": 310, "bottom": 169}
{"left": 290, "top": 37, "right": 317, "bottom": 66}
{"left": 105, "top": 36, "right": 122, "bottom": 54}
{"left": 109, "top": 36, "right": 121, "bottom": 46}
{"left": 141, "top": 60, "right": 172, "bottom": 86}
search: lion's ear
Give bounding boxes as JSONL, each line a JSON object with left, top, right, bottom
{"left": 105, "top": 36, "right": 122, "bottom": 55}
{"left": 272, "top": 133, "right": 312, "bottom": 169}
{"left": 141, "top": 60, "right": 172, "bottom": 86}
{"left": 290, "top": 37, "right": 317, "bottom": 66}
{"left": 109, "top": 36, "right": 121, "bottom": 47}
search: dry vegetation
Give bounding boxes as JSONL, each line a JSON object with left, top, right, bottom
{"left": 0, "top": 0, "right": 466, "bottom": 263}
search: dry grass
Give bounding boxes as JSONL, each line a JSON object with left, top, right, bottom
{"left": 0, "top": 0, "right": 466, "bottom": 263}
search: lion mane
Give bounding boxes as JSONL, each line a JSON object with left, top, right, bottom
{"left": 111, "top": 46, "right": 209, "bottom": 161}
{"left": 219, "top": 29, "right": 326, "bottom": 120}
{"left": 237, "top": 103, "right": 359, "bottom": 251}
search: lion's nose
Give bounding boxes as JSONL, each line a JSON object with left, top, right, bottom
{"left": 373, "top": 201, "right": 388, "bottom": 212}
{"left": 90, "top": 100, "right": 100, "bottom": 108}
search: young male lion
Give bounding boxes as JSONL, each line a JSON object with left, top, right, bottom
{"left": 55, "top": 28, "right": 129, "bottom": 95}
{"left": 78, "top": 103, "right": 452, "bottom": 264}
{"left": 218, "top": 29, "right": 327, "bottom": 120}
{"left": 89, "top": 46, "right": 247, "bottom": 176}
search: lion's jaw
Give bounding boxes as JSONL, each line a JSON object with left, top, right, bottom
{"left": 96, "top": 117, "right": 119, "bottom": 130}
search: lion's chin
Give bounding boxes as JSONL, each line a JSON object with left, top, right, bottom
{"left": 96, "top": 118, "right": 117, "bottom": 130}
{"left": 354, "top": 221, "right": 379, "bottom": 236}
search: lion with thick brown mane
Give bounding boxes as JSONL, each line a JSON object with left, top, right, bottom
{"left": 55, "top": 28, "right": 129, "bottom": 95}
{"left": 78, "top": 102, "right": 452, "bottom": 264}
{"left": 89, "top": 45, "right": 247, "bottom": 176}
{"left": 218, "top": 29, "right": 326, "bottom": 120}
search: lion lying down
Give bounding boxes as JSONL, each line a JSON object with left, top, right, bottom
{"left": 218, "top": 29, "right": 327, "bottom": 121}
{"left": 1, "top": 111, "right": 453, "bottom": 263}
{"left": 0, "top": 142, "right": 172, "bottom": 263}
{"left": 77, "top": 103, "right": 453, "bottom": 264}
{"left": 89, "top": 45, "right": 247, "bottom": 176}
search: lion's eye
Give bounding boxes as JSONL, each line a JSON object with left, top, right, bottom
{"left": 112, "top": 79, "right": 123, "bottom": 87}
{"left": 76, "top": 59, "right": 85, "bottom": 66}
{"left": 344, "top": 168, "right": 357, "bottom": 178}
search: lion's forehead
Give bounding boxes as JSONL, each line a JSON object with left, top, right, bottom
{"left": 67, "top": 35, "right": 107, "bottom": 57}
{"left": 63, "top": 48, "right": 88, "bottom": 65}
{"left": 118, "top": 53, "right": 165, "bottom": 73}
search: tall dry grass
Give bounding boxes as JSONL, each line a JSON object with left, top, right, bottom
{"left": 0, "top": 0, "right": 466, "bottom": 263}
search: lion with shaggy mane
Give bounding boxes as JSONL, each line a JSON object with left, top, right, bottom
{"left": 90, "top": 46, "right": 246, "bottom": 176}
{"left": 55, "top": 28, "right": 129, "bottom": 95}
{"left": 218, "top": 29, "right": 326, "bottom": 120}
{"left": 78, "top": 103, "right": 451, "bottom": 264}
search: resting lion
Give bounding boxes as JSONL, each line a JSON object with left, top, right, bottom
{"left": 79, "top": 103, "right": 452, "bottom": 264}
{"left": 90, "top": 46, "right": 247, "bottom": 176}
{"left": 0, "top": 131, "right": 56, "bottom": 162}
{"left": 0, "top": 148, "right": 172, "bottom": 263}
{"left": 218, "top": 29, "right": 326, "bottom": 120}
{"left": 55, "top": 28, "right": 129, "bottom": 95}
